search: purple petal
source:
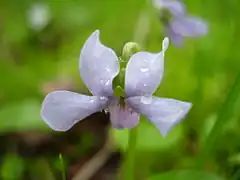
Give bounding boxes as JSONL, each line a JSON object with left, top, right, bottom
{"left": 79, "top": 30, "right": 120, "bottom": 96}
{"left": 171, "top": 16, "right": 208, "bottom": 37}
{"left": 41, "top": 91, "right": 109, "bottom": 131}
{"left": 153, "top": 0, "right": 185, "bottom": 17}
{"left": 125, "top": 38, "right": 169, "bottom": 97}
{"left": 108, "top": 98, "right": 139, "bottom": 129}
{"left": 165, "top": 25, "right": 184, "bottom": 47}
{"left": 127, "top": 96, "right": 192, "bottom": 136}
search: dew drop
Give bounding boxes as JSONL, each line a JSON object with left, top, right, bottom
{"left": 89, "top": 98, "right": 95, "bottom": 103}
{"left": 141, "top": 96, "right": 153, "bottom": 104}
{"left": 100, "top": 79, "right": 111, "bottom": 87}
{"left": 73, "top": 119, "right": 79, "bottom": 124}
{"left": 99, "top": 96, "right": 107, "bottom": 101}
{"left": 105, "top": 67, "right": 111, "bottom": 72}
{"left": 140, "top": 67, "right": 149, "bottom": 72}
{"left": 105, "top": 80, "right": 111, "bottom": 86}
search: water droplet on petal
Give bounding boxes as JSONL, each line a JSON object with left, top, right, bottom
{"left": 89, "top": 98, "right": 95, "bottom": 103}
{"left": 73, "top": 119, "right": 79, "bottom": 124}
{"left": 141, "top": 96, "right": 153, "bottom": 104}
{"left": 105, "top": 67, "right": 111, "bottom": 72}
{"left": 100, "top": 79, "right": 111, "bottom": 87}
{"left": 140, "top": 67, "right": 149, "bottom": 72}
{"left": 99, "top": 96, "right": 107, "bottom": 101}
{"left": 105, "top": 80, "right": 111, "bottom": 86}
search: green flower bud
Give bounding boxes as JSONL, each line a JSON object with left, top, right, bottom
{"left": 112, "top": 42, "right": 141, "bottom": 96}
{"left": 122, "top": 42, "right": 141, "bottom": 61}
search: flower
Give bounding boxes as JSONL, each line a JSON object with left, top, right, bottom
{"left": 153, "top": 0, "right": 208, "bottom": 46}
{"left": 41, "top": 30, "right": 192, "bottom": 136}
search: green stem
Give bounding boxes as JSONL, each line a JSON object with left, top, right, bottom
{"left": 120, "top": 1, "right": 150, "bottom": 179}
{"left": 59, "top": 154, "right": 66, "bottom": 180}
{"left": 197, "top": 72, "right": 240, "bottom": 168}
{"left": 124, "top": 127, "right": 138, "bottom": 180}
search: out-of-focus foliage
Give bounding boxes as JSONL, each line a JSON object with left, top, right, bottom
{"left": 148, "top": 170, "right": 223, "bottom": 180}
{"left": 112, "top": 118, "right": 183, "bottom": 152}
{"left": 0, "top": 0, "right": 240, "bottom": 179}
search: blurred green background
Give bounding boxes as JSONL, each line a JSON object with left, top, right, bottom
{"left": 0, "top": 0, "right": 240, "bottom": 179}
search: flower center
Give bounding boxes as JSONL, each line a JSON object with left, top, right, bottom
{"left": 159, "top": 9, "right": 172, "bottom": 25}
{"left": 118, "top": 96, "right": 126, "bottom": 108}
{"left": 107, "top": 97, "right": 140, "bottom": 129}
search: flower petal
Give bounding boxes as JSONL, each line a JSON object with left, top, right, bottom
{"left": 108, "top": 98, "right": 139, "bottom": 129}
{"left": 41, "top": 90, "right": 109, "bottom": 131}
{"left": 79, "top": 30, "right": 120, "bottom": 96}
{"left": 166, "top": 26, "right": 184, "bottom": 47}
{"left": 125, "top": 38, "right": 169, "bottom": 97}
{"left": 153, "top": 0, "right": 185, "bottom": 16}
{"left": 171, "top": 16, "right": 208, "bottom": 37}
{"left": 127, "top": 96, "right": 192, "bottom": 136}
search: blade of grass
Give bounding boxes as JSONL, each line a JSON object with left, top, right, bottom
{"left": 197, "top": 72, "right": 240, "bottom": 168}
{"left": 59, "top": 154, "right": 66, "bottom": 180}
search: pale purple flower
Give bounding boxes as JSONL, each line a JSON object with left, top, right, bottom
{"left": 154, "top": 0, "right": 208, "bottom": 46}
{"left": 41, "top": 30, "right": 192, "bottom": 136}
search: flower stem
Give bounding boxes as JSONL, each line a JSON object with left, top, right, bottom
{"left": 124, "top": 127, "right": 138, "bottom": 180}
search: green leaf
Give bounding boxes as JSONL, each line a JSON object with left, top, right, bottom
{"left": 111, "top": 117, "right": 183, "bottom": 152}
{"left": 200, "top": 114, "right": 217, "bottom": 142}
{"left": 148, "top": 170, "right": 224, "bottom": 180}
